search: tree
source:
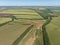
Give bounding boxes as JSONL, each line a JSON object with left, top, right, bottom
{"left": 11, "top": 16, "right": 17, "bottom": 21}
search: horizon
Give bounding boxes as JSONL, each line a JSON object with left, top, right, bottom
{"left": 0, "top": 0, "right": 60, "bottom": 6}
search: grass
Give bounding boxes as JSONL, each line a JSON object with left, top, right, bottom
{"left": 33, "top": 39, "right": 41, "bottom": 45}
{"left": 33, "top": 29, "right": 43, "bottom": 45}
{"left": 46, "top": 16, "right": 60, "bottom": 45}
{"left": 51, "top": 9, "right": 60, "bottom": 12}
{"left": 0, "top": 18, "right": 11, "bottom": 24}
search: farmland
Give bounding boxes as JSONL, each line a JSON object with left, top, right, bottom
{"left": 0, "top": 18, "right": 11, "bottom": 24}
{"left": 0, "top": 6, "right": 60, "bottom": 45}
{"left": 0, "top": 8, "right": 37, "bottom": 15}
{"left": 46, "top": 16, "right": 60, "bottom": 45}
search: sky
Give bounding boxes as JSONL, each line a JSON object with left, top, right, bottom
{"left": 0, "top": 0, "right": 60, "bottom": 6}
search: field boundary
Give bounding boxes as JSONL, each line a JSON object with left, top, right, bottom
{"left": 0, "top": 20, "right": 12, "bottom": 27}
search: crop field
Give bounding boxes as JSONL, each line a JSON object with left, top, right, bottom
{"left": 0, "top": 8, "right": 37, "bottom": 15}
{"left": 46, "top": 9, "right": 60, "bottom": 45}
{"left": 0, "top": 21, "right": 31, "bottom": 45}
{"left": 46, "top": 16, "right": 60, "bottom": 45}
{"left": 0, "top": 18, "right": 11, "bottom": 24}
{"left": 14, "top": 15, "right": 43, "bottom": 19}
{"left": 0, "top": 7, "right": 60, "bottom": 45}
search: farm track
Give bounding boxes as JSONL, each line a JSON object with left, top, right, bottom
{"left": 25, "top": 28, "right": 36, "bottom": 45}
{"left": 35, "top": 9, "right": 53, "bottom": 45}
{"left": 18, "top": 22, "right": 44, "bottom": 45}
{"left": 26, "top": 37, "right": 36, "bottom": 45}
{"left": 33, "top": 22, "right": 44, "bottom": 45}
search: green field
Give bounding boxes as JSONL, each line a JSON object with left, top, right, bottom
{"left": 46, "top": 16, "right": 60, "bottom": 45}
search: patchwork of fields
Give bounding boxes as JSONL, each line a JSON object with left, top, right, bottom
{"left": 0, "top": 7, "right": 60, "bottom": 45}
{"left": 0, "top": 21, "right": 31, "bottom": 45}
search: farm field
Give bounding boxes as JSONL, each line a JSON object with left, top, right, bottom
{"left": 0, "top": 7, "right": 60, "bottom": 45}
{"left": 0, "top": 8, "right": 37, "bottom": 15}
{"left": 46, "top": 9, "right": 60, "bottom": 45}
{"left": 14, "top": 15, "right": 43, "bottom": 19}
{"left": 0, "top": 7, "right": 45, "bottom": 45}
{"left": 18, "top": 20, "right": 45, "bottom": 45}
{"left": 0, "top": 19, "right": 45, "bottom": 45}
{"left": 0, "top": 18, "right": 11, "bottom": 24}
{"left": 46, "top": 16, "right": 60, "bottom": 45}
{"left": 0, "top": 21, "right": 31, "bottom": 45}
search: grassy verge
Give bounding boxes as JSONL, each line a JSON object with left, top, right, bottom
{"left": 33, "top": 29, "right": 43, "bottom": 45}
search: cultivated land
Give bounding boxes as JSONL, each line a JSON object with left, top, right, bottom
{"left": 46, "top": 9, "right": 60, "bottom": 45}
{"left": 46, "top": 16, "right": 60, "bottom": 45}
{"left": 0, "top": 21, "right": 31, "bottom": 45}
{"left": 0, "top": 7, "right": 60, "bottom": 45}
{"left": 0, "top": 8, "right": 37, "bottom": 15}
{"left": 0, "top": 18, "right": 11, "bottom": 24}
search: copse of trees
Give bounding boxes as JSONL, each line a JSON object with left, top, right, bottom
{"left": 10, "top": 15, "right": 17, "bottom": 21}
